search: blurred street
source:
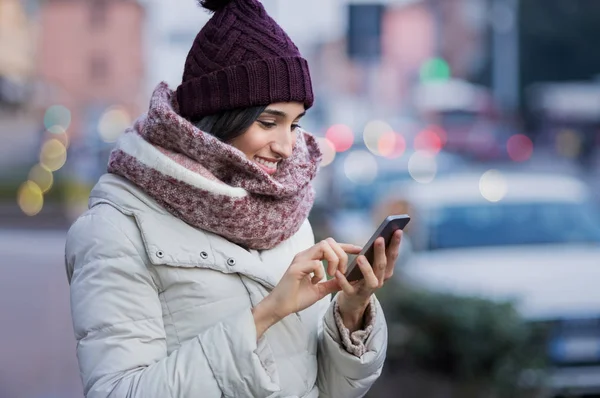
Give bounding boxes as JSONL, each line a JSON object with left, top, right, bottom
{"left": 0, "top": 229, "right": 81, "bottom": 398}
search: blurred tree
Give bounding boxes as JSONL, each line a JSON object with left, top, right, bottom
{"left": 372, "top": 280, "right": 549, "bottom": 398}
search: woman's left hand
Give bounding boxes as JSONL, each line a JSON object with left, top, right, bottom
{"left": 334, "top": 229, "right": 403, "bottom": 332}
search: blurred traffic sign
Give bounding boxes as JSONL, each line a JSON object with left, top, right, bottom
{"left": 347, "top": 4, "right": 384, "bottom": 62}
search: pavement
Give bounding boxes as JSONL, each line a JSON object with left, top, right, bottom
{"left": 0, "top": 228, "right": 82, "bottom": 398}
{"left": 0, "top": 202, "right": 72, "bottom": 231}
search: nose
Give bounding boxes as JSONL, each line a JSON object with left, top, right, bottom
{"left": 272, "top": 128, "right": 295, "bottom": 159}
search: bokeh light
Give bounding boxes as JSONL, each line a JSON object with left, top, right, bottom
{"left": 44, "top": 105, "right": 71, "bottom": 134}
{"left": 507, "top": 134, "right": 534, "bottom": 162}
{"left": 52, "top": 130, "right": 70, "bottom": 149}
{"left": 98, "top": 106, "right": 131, "bottom": 143}
{"left": 556, "top": 129, "right": 581, "bottom": 158}
{"left": 430, "top": 125, "right": 447, "bottom": 145}
{"left": 414, "top": 127, "right": 444, "bottom": 154}
{"left": 479, "top": 169, "right": 508, "bottom": 202}
{"left": 344, "top": 150, "right": 378, "bottom": 184}
{"left": 378, "top": 131, "right": 406, "bottom": 159}
{"left": 28, "top": 164, "right": 54, "bottom": 193}
{"left": 363, "top": 120, "right": 393, "bottom": 156}
{"left": 17, "top": 181, "right": 44, "bottom": 216}
{"left": 316, "top": 137, "right": 336, "bottom": 167}
{"left": 408, "top": 151, "right": 437, "bottom": 184}
{"left": 40, "top": 139, "right": 67, "bottom": 171}
{"left": 420, "top": 57, "right": 451, "bottom": 83}
{"left": 325, "top": 124, "right": 354, "bottom": 152}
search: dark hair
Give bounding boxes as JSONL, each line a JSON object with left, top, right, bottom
{"left": 193, "top": 105, "right": 267, "bottom": 142}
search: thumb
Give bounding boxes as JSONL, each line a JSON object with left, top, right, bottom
{"left": 316, "top": 278, "right": 341, "bottom": 298}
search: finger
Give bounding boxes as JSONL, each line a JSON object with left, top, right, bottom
{"left": 373, "top": 237, "right": 387, "bottom": 283}
{"left": 385, "top": 230, "right": 403, "bottom": 280}
{"left": 317, "top": 278, "right": 341, "bottom": 298}
{"left": 357, "top": 256, "right": 380, "bottom": 290}
{"left": 314, "top": 241, "right": 340, "bottom": 277}
{"left": 297, "top": 241, "right": 339, "bottom": 276}
{"left": 339, "top": 243, "right": 363, "bottom": 255}
{"left": 326, "top": 237, "right": 349, "bottom": 274}
{"left": 297, "top": 260, "right": 325, "bottom": 281}
{"left": 311, "top": 260, "right": 325, "bottom": 283}
{"left": 320, "top": 240, "right": 341, "bottom": 277}
{"left": 335, "top": 271, "right": 356, "bottom": 295}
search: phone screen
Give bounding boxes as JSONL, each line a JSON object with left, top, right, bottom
{"left": 344, "top": 215, "right": 410, "bottom": 282}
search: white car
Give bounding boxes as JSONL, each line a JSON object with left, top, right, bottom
{"left": 392, "top": 172, "right": 600, "bottom": 394}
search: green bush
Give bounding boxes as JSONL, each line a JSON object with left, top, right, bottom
{"left": 379, "top": 281, "right": 549, "bottom": 397}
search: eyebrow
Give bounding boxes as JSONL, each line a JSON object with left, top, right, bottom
{"left": 262, "top": 109, "right": 306, "bottom": 119}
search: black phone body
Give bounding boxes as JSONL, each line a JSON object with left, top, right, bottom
{"left": 344, "top": 215, "right": 411, "bottom": 282}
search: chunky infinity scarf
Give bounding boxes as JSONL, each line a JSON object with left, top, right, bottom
{"left": 108, "top": 82, "right": 321, "bottom": 250}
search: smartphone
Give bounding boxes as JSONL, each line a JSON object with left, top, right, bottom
{"left": 344, "top": 214, "right": 411, "bottom": 282}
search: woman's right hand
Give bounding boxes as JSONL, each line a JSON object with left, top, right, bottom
{"left": 252, "top": 239, "right": 362, "bottom": 339}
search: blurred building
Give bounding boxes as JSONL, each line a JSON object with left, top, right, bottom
{"left": 36, "top": 0, "right": 145, "bottom": 182}
{"left": 311, "top": 0, "right": 487, "bottom": 134}
{"left": 37, "top": 0, "right": 145, "bottom": 134}
{"left": 140, "top": 0, "right": 208, "bottom": 95}
{"left": 0, "top": 0, "right": 35, "bottom": 107}
{"left": 0, "top": 0, "right": 38, "bottom": 172}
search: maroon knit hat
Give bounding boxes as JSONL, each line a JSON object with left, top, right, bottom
{"left": 176, "top": 0, "right": 314, "bottom": 120}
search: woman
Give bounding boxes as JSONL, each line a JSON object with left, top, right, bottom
{"left": 64, "top": 0, "right": 402, "bottom": 397}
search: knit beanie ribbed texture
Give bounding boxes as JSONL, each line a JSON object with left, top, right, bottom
{"left": 176, "top": 0, "right": 314, "bottom": 120}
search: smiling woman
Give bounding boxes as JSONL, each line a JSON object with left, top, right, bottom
{"left": 64, "top": 0, "right": 394, "bottom": 396}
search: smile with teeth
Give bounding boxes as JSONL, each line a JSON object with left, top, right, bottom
{"left": 254, "top": 156, "right": 278, "bottom": 170}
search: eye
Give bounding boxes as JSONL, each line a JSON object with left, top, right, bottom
{"left": 292, "top": 124, "right": 301, "bottom": 131}
{"left": 258, "top": 121, "right": 276, "bottom": 129}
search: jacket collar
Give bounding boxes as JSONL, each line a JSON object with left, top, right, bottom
{"left": 88, "top": 174, "right": 311, "bottom": 289}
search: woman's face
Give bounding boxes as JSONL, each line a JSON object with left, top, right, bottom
{"left": 229, "top": 101, "right": 305, "bottom": 175}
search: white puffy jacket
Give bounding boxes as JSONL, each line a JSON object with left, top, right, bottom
{"left": 65, "top": 174, "right": 387, "bottom": 398}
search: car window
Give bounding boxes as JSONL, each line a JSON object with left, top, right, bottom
{"left": 426, "top": 202, "right": 600, "bottom": 250}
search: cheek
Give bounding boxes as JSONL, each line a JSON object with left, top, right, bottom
{"left": 231, "top": 125, "right": 269, "bottom": 158}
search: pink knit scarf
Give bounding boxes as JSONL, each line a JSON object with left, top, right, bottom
{"left": 107, "top": 83, "right": 322, "bottom": 250}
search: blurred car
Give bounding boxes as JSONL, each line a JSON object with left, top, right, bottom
{"left": 320, "top": 148, "right": 470, "bottom": 245}
{"left": 414, "top": 79, "right": 514, "bottom": 161}
{"left": 529, "top": 81, "right": 600, "bottom": 168}
{"left": 391, "top": 172, "right": 600, "bottom": 395}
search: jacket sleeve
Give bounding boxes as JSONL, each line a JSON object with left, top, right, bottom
{"left": 65, "top": 213, "right": 279, "bottom": 398}
{"left": 316, "top": 293, "right": 388, "bottom": 398}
